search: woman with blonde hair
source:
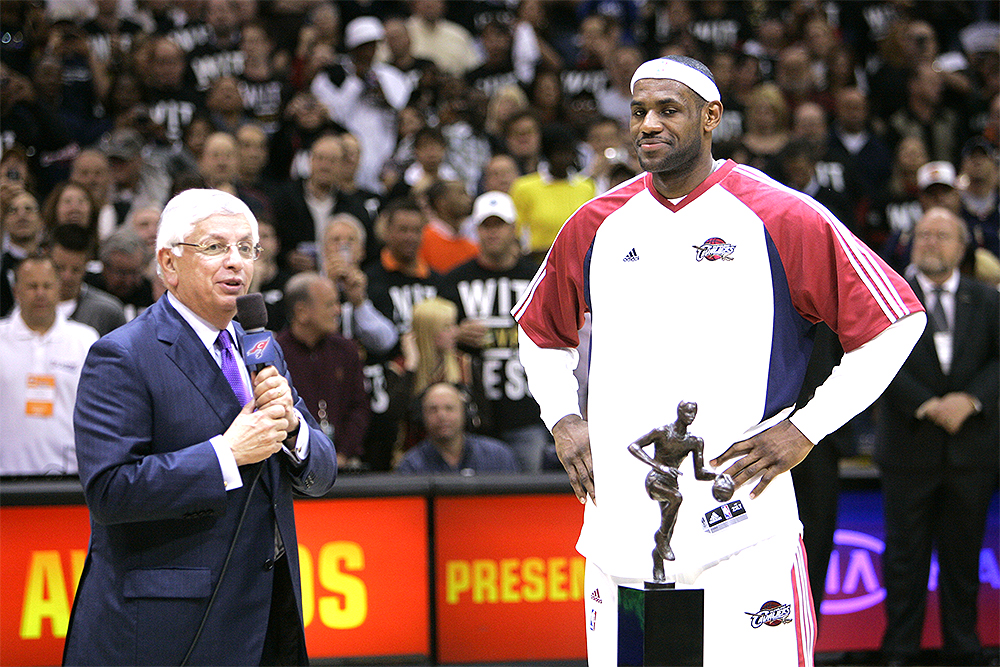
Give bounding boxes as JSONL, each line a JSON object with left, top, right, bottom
{"left": 410, "top": 296, "right": 467, "bottom": 396}
{"left": 388, "top": 296, "right": 475, "bottom": 465}
{"left": 731, "top": 82, "right": 790, "bottom": 176}
{"left": 485, "top": 84, "right": 530, "bottom": 152}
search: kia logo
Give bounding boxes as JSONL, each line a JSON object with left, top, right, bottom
{"left": 820, "top": 529, "right": 886, "bottom": 616}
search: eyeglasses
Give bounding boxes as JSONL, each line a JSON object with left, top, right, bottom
{"left": 914, "top": 231, "right": 959, "bottom": 243}
{"left": 174, "top": 240, "right": 262, "bottom": 260}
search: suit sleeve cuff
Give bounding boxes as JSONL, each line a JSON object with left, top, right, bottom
{"left": 210, "top": 436, "right": 243, "bottom": 491}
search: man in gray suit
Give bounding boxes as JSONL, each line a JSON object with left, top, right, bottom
{"left": 50, "top": 223, "right": 126, "bottom": 337}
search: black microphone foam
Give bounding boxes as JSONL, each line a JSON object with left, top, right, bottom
{"left": 236, "top": 293, "right": 268, "bottom": 332}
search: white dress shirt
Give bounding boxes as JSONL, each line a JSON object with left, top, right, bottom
{"left": 914, "top": 268, "right": 959, "bottom": 374}
{"left": 166, "top": 292, "right": 308, "bottom": 491}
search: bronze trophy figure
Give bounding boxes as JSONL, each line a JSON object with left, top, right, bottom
{"left": 628, "top": 401, "right": 735, "bottom": 582}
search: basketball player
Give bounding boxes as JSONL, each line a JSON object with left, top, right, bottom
{"left": 513, "top": 55, "right": 926, "bottom": 666}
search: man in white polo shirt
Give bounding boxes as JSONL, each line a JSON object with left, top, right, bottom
{"left": 0, "top": 254, "right": 98, "bottom": 475}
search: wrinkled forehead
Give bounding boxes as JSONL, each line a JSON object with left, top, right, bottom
{"left": 190, "top": 213, "right": 253, "bottom": 239}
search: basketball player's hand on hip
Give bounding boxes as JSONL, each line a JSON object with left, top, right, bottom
{"left": 710, "top": 420, "right": 814, "bottom": 499}
{"left": 552, "top": 414, "right": 595, "bottom": 505}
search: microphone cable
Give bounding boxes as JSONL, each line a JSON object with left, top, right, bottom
{"left": 180, "top": 462, "right": 265, "bottom": 666}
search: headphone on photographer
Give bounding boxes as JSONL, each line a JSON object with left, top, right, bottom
{"left": 415, "top": 382, "right": 481, "bottom": 431}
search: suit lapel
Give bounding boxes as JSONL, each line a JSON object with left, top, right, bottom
{"left": 155, "top": 297, "right": 242, "bottom": 424}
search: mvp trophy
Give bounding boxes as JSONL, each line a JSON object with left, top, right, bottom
{"left": 618, "top": 401, "right": 734, "bottom": 666}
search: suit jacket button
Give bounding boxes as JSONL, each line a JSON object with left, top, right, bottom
{"left": 264, "top": 558, "right": 274, "bottom": 571}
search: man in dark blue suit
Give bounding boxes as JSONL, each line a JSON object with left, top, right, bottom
{"left": 877, "top": 207, "right": 999, "bottom": 667}
{"left": 64, "top": 189, "right": 337, "bottom": 666}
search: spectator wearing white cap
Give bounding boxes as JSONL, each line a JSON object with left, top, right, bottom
{"left": 880, "top": 159, "right": 961, "bottom": 273}
{"left": 883, "top": 160, "right": 972, "bottom": 276}
{"left": 311, "top": 17, "right": 413, "bottom": 194}
{"left": 916, "top": 160, "right": 962, "bottom": 215}
{"left": 439, "top": 191, "right": 550, "bottom": 472}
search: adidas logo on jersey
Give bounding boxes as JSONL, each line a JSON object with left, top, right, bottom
{"left": 590, "top": 588, "right": 603, "bottom": 604}
{"left": 623, "top": 248, "right": 639, "bottom": 262}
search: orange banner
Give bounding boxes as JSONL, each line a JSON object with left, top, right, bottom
{"left": 295, "top": 497, "right": 430, "bottom": 659}
{"left": 0, "top": 498, "right": 429, "bottom": 666}
{"left": 434, "top": 494, "right": 587, "bottom": 663}
{"left": 0, "top": 506, "right": 91, "bottom": 667}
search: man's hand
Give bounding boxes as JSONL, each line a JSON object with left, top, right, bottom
{"left": 339, "top": 266, "right": 367, "bottom": 307}
{"left": 223, "top": 401, "right": 289, "bottom": 465}
{"left": 456, "top": 319, "right": 489, "bottom": 348}
{"left": 710, "top": 420, "right": 814, "bottom": 499}
{"left": 252, "top": 366, "right": 300, "bottom": 436}
{"left": 919, "top": 392, "right": 978, "bottom": 434}
{"left": 552, "top": 414, "right": 595, "bottom": 505}
{"left": 287, "top": 249, "right": 317, "bottom": 273}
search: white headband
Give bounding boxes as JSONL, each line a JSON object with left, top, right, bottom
{"left": 630, "top": 58, "right": 721, "bottom": 103}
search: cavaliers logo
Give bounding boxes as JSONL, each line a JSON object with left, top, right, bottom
{"left": 745, "top": 600, "right": 793, "bottom": 628}
{"left": 692, "top": 237, "right": 736, "bottom": 262}
{"left": 248, "top": 339, "right": 270, "bottom": 359}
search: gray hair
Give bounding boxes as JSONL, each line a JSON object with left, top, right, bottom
{"left": 155, "top": 188, "right": 259, "bottom": 255}
{"left": 283, "top": 271, "right": 326, "bottom": 317}
{"left": 325, "top": 212, "right": 367, "bottom": 247}
{"left": 100, "top": 228, "right": 149, "bottom": 264}
{"left": 917, "top": 206, "right": 971, "bottom": 247}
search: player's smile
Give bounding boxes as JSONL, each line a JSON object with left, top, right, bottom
{"left": 637, "top": 136, "right": 672, "bottom": 153}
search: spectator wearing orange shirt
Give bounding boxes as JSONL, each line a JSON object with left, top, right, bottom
{"left": 419, "top": 179, "right": 477, "bottom": 274}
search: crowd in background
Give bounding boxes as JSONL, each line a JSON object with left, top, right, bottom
{"left": 1, "top": 0, "right": 998, "bottom": 478}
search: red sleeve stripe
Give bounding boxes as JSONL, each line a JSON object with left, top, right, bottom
{"left": 825, "top": 208, "right": 910, "bottom": 319}
{"left": 732, "top": 165, "right": 913, "bottom": 322}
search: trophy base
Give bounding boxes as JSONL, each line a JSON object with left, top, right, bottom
{"left": 617, "top": 583, "right": 704, "bottom": 666}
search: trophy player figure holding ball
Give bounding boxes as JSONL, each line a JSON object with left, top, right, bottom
{"left": 627, "top": 401, "right": 734, "bottom": 582}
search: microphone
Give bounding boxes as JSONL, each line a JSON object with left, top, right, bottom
{"left": 236, "top": 293, "right": 277, "bottom": 373}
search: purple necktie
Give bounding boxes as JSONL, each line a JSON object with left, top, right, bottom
{"left": 217, "top": 329, "right": 251, "bottom": 406}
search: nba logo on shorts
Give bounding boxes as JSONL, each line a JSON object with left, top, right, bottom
{"left": 589, "top": 608, "right": 597, "bottom": 631}
{"left": 722, "top": 504, "right": 733, "bottom": 520}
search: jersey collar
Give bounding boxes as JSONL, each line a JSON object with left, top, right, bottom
{"left": 644, "top": 159, "right": 735, "bottom": 213}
